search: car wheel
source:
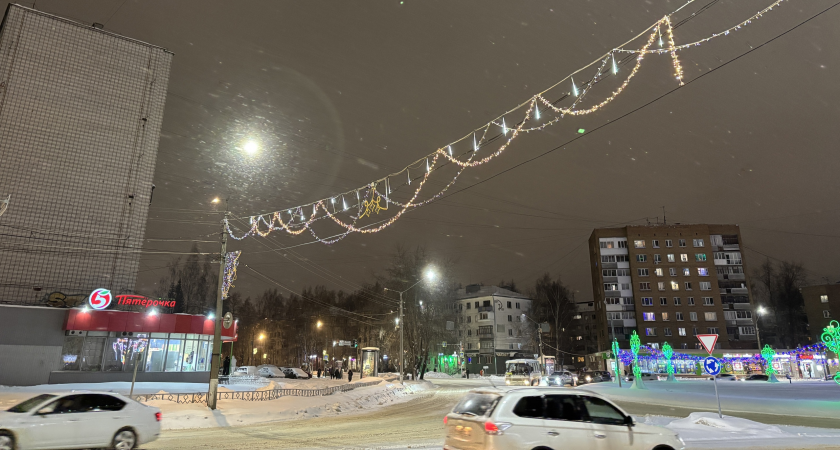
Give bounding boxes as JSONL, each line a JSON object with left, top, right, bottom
{"left": 652, "top": 446, "right": 675, "bottom": 450}
{"left": 0, "top": 431, "right": 15, "bottom": 450}
{"left": 111, "top": 428, "right": 137, "bottom": 450}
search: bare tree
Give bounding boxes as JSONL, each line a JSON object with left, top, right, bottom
{"left": 530, "top": 273, "right": 577, "bottom": 368}
{"left": 751, "top": 258, "right": 809, "bottom": 348}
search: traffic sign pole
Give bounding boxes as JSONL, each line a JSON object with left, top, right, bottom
{"left": 704, "top": 356, "right": 723, "bottom": 419}
{"left": 712, "top": 376, "right": 722, "bottom": 418}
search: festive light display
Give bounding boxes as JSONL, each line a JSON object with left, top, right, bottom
{"left": 226, "top": 0, "right": 792, "bottom": 244}
{"left": 222, "top": 250, "right": 241, "bottom": 299}
{"left": 662, "top": 342, "right": 677, "bottom": 382}
{"left": 611, "top": 339, "right": 621, "bottom": 382}
{"left": 761, "top": 344, "right": 780, "bottom": 382}
{"left": 820, "top": 320, "right": 840, "bottom": 384}
{"left": 630, "top": 330, "right": 647, "bottom": 389}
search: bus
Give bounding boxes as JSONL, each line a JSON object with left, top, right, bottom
{"left": 504, "top": 359, "right": 541, "bottom": 386}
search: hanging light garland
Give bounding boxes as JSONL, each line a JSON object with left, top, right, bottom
{"left": 226, "top": 0, "right": 791, "bottom": 243}
{"left": 222, "top": 250, "right": 242, "bottom": 299}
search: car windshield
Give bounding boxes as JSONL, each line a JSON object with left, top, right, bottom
{"left": 452, "top": 393, "right": 500, "bottom": 417}
{"left": 506, "top": 363, "right": 531, "bottom": 375}
{"left": 8, "top": 394, "right": 57, "bottom": 413}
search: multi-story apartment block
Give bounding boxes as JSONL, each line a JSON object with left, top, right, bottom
{"left": 801, "top": 283, "right": 840, "bottom": 344}
{"left": 0, "top": 5, "right": 172, "bottom": 305}
{"left": 455, "top": 285, "right": 533, "bottom": 375}
{"left": 588, "top": 224, "right": 758, "bottom": 351}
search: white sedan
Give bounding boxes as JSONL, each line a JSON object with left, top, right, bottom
{"left": 0, "top": 391, "right": 160, "bottom": 450}
{"left": 257, "top": 365, "right": 286, "bottom": 378}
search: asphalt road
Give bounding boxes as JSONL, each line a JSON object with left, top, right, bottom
{"left": 146, "top": 378, "right": 840, "bottom": 450}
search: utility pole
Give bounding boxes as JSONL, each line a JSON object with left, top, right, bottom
{"left": 399, "top": 290, "right": 404, "bottom": 383}
{"left": 207, "top": 206, "right": 228, "bottom": 410}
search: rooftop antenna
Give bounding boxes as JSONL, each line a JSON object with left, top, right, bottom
{"left": 662, "top": 206, "right": 666, "bottom": 225}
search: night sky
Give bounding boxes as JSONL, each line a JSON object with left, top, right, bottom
{"left": 9, "top": 0, "right": 840, "bottom": 302}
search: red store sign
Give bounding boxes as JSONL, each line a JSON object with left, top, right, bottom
{"left": 116, "top": 295, "right": 176, "bottom": 309}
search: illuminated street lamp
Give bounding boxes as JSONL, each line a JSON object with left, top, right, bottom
{"left": 384, "top": 267, "right": 438, "bottom": 383}
{"left": 243, "top": 140, "right": 259, "bottom": 155}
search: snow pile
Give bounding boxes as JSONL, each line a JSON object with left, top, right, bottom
{"left": 422, "top": 372, "right": 453, "bottom": 379}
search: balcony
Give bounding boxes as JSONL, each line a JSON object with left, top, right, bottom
{"left": 477, "top": 306, "right": 493, "bottom": 312}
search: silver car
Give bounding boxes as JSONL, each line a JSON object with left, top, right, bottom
{"left": 444, "top": 388, "right": 684, "bottom": 450}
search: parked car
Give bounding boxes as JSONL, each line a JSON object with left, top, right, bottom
{"left": 580, "top": 371, "right": 612, "bottom": 384}
{"left": 0, "top": 392, "right": 161, "bottom": 450}
{"left": 443, "top": 388, "right": 685, "bottom": 450}
{"left": 232, "top": 366, "right": 258, "bottom": 377}
{"left": 504, "top": 359, "right": 542, "bottom": 386}
{"left": 283, "top": 367, "right": 311, "bottom": 379}
{"left": 257, "top": 365, "right": 286, "bottom": 378}
{"left": 625, "top": 372, "right": 660, "bottom": 382}
{"left": 543, "top": 371, "right": 575, "bottom": 387}
{"left": 744, "top": 374, "right": 769, "bottom": 381}
{"left": 710, "top": 373, "right": 739, "bottom": 381}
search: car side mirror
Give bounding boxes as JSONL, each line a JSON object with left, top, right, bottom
{"left": 624, "top": 415, "right": 635, "bottom": 427}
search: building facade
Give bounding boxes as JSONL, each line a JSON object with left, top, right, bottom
{"left": 801, "top": 283, "right": 840, "bottom": 344}
{"left": 588, "top": 224, "right": 758, "bottom": 352}
{"left": 454, "top": 285, "right": 534, "bottom": 375}
{"left": 0, "top": 5, "right": 172, "bottom": 305}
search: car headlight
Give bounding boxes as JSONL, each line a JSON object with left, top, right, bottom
{"left": 585, "top": 375, "right": 591, "bottom": 382}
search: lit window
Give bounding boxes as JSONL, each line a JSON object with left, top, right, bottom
{"left": 667, "top": 254, "right": 675, "bottom": 263}
{"left": 664, "top": 327, "right": 672, "bottom": 336}
{"left": 690, "top": 312, "right": 698, "bottom": 321}
{"left": 703, "top": 297, "right": 714, "bottom": 306}
{"left": 600, "top": 241, "right": 614, "bottom": 249}
{"left": 634, "top": 240, "right": 646, "bottom": 249}
{"left": 665, "top": 240, "right": 673, "bottom": 248}
{"left": 680, "top": 254, "right": 688, "bottom": 262}
{"left": 700, "top": 282, "right": 712, "bottom": 291}
{"left": 693, "top": 239, "right": 704, "bottom": 247}
{"left": 662, "top": 312, "right": 669, "bottom": 321}
{"left": 695, "top": 254, "right": 707, "bottom": 262}
{"left": 655, "top": 268, "right": 664, "bottom": 277}
{"left": 697, "top": 268, "right": 709, "bottom": 276}
{"left": 657, "top": 282, "right": 665, "bottom": 290}
{"left": 637, "top": 254, "right": 647, "bottom": 263}
{"left": 643, "top": 312, "right": 655, "bottom": 321}
{"left": 821, "top": 295, "right": 829, "bottom": 303}
{"left": 704, "top": 312, "right": 717, "bottom": 321}
{"left": 674, "top": 297, "right": 681, "bottom": 306}
{"left": 678, "top": 327, "right": 686, "bottom": 336}
{"left": 641, "top": 297, "right": 653, "bottom": 306}
{"left": 671, "top": 281, "right": 680, "bottom": 291}
{"left": 682, "top": 268, "right": 690, "bottom": 276}
{"left": 604, "top": 283, "right": 619, "bottom": 291}
{"left": 645, "top": 327, "right": 657, "bottom": 336}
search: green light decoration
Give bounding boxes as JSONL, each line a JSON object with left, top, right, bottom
{"left": 611, "top": 339, "right": 621, "bottom": 383}
{"left": 761, "top": 344, "right": 780, "bottom": 383}
{"left": 629, "top": 330, "right": 647, "bottom": 389}
{"left": 577, "top": 128, "right": 586, "bottom": 134}
{"left": 662, "top": 341, "right": 677, "bottom": 382}
{"left": 820, "top": 320, "right": 840, "bottom": 385}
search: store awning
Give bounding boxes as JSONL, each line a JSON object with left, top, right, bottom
{"left": 64, "top": 309, "right": 237, "bottom": 340}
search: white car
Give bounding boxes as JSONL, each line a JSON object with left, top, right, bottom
{"left": 0, "top": 391, "right": 161, "bottom": 450}
{"left": 444, "top": 388, "right": 685, "bottom": 450}
{"left": 232, "top": 365, "right": 258, "bottom": 377}
{"left": 283, "top": 368, "right": 311, "bottom": 379}
{"left": 257, "top": 365, "right": 286, "bottom": 378}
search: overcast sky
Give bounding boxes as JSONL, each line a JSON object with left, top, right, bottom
{"left": 8, "top": 0, "right": 840, "bottom": 302}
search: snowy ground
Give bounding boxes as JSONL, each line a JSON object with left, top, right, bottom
{"left": 0, "top": 377, "right": 433, "bottom": 431}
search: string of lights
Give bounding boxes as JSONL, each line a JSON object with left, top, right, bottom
{"left": 226, "top": 0, "right": 791, "bottom": 244}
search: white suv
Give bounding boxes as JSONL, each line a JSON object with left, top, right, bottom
{"left": 444, "top": 388, "right": 684, "bottom": 450}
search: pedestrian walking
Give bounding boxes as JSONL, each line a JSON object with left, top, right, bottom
{"left": 329, "top": 367, "right": 334, "bottom": 379}
{"left": 335, "top": 367, "right": 341, "bottom": 380}
{"left": 317, "top": 368, "right": 321, "bottom": 379}
{"left": 466, "top": 368, "right": 470, "bottom": 379}
{"left": 222, "top": 356, "right": 231, "bottom": 376}
{"left": 348, "top": 369, "right": 353, "bottom": 383}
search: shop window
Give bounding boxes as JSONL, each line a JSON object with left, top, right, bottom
{"left": 181, "top": 339, "right": 200, "bottom": 372}
{"left": 60, "top": 336, "right": 85, "bottom": 371}
{"left": 81, "top": 336, "right": 106, "bottom": 372}
{"left": 104, "top": 337, "right": 148, "bottom": 373}
{"left": 146, "top": 337, "right": 167, "bottom": 372}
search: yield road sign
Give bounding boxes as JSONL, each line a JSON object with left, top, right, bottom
{"left": 704, "top": 356, "right": 722, "bottom": 376}
{"left": 697, "top": 334, "right": 718, "bottom": 355}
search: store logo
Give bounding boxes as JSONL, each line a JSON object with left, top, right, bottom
{"left": 88, "top": 288, "right": 113, "bottom": 310}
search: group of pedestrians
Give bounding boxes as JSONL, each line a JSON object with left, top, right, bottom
{"left": 316, "top": 366, "right": 354, "bottom": 382}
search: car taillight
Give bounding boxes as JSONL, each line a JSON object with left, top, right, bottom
{"left": 484, "top": 421, "right": 511, "bottom": 435}
{"left": 443, "top": 416, "right": 448, "bottom": 425}
{"left": 155, "top": 412, "right": 162, "bottom": 422}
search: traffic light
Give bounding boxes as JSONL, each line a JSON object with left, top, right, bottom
{"left": 352, "top": 339, "right": 358, "bottom": 348}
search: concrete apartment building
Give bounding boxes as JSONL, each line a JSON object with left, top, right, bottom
{"left": 0, "top": 5, "right": 172, "bottom": 305}
{"left": 801, "top": 283, "right": 840, "bottom": 344}
{"left": 588, "top": 224, "right": 758, "bottom": 352}
{"left": 455, "top": 285, "right": 533, "bottom": 375}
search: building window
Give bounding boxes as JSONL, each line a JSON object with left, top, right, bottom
{"left": 516, "top": 302, "right": 521, "bottom": 309}
{"left": 821, "top": 295, "right": 829, "bottom": 303}
{"left": 678, "top": 327, "right": 686, "bottom": 336}
{"left": 703, "top": 297, "right": 715, "bottom": 306}
{"left": 685, "top": 282, "right": 693, "bottom": 291}
{"left": 680, "top": 254, "right": 688, "bottom": 262}
{"left": 468, "top": 329, "right": 472, "bottom": 336}
{"left": 700, "top": 282, "right": 712, "bottom": 291}
{"left": 605, "top": 298, "right": 620, "bottom": 305}
{"left": 643, "top": 312, "right": 655, "bottom": 322}
{"left": 655, "top": 268, "right": 664, "bottom": 277}
{"left": 667, "top": 254, "right": 675, "bottom": 263}
{"left": 696, "top": 253, "right": 707, "bottom": 262}
{"left": 634, "top": 240, "right": 646, "bottom": 248}
{"left": 679, "top": 239, "right": 686, "bottom": 247}
{"left": 671, "top": 281, "right": 680, "bottom": 291}
{"left": 698, "top": 268, "right": 709, "bottom": 276}
{"left": 637, "top": 254, "right": 647, "bottom": 263}
{"left": 704, "top": 312, "right": 718, "bottom": 321}
{"left": 690, "top": 312, "right": 698, "bottom": 321}
{"left": 665, "top": 239, "right": 673, "bottom": 248}
{"left": 508, "top": 315, "right": 512, "bottom": 322}
{"left": 687, "top": 297, "right": 695, "bottom": 306}
{"left": 682, "top": 268, "right": 690, "bottom": 276}
{"left": 654, "top": 254, "right": 662, "bottom": 263}
{"left": 653, "top": 240, "right": 660, "bottom": 248}
{"left": 707, "top": 327, "right": 719, "bottom": 334}
{"left": 604, "top": 283, "right": 619, "bottom": 291}
{"left": 623, "top": 297, "right": 634, "bottom": 305}
{"left": 739, "top": 326, "right": 756, "bottom": 335}
{"left": 467, "top": 316, "right": 472, "bottom": 323}
{"left": 640, "top": 282, "right": 651, "bottom": 291}
{"left": 657, "top": 282, "right": 665, "bottom": 291}
{"left": 600, "top": 241, "right": 614, "bottom": 249}
{"left": 825, "top": 310, "right": 832, "bottom": 318}
{"left": 645, "top": 327, "right": 657, "bottom": 336}
{"left": 466, "top": 303, "right": 471, "bottom": 310}
{"left": 664, "top": 328, "right": 672, "bottom": 336}
{"left": 508, "top": 329, "right": 513, "bottom": 336}
{"left": 660, "top": 297, "right": 667, "bottom": 306}
{"left": 676, "top": 312, "right": 684, "bottom": 321}
{"left": 621, "top": 283, "right": 630, "bottom": 290}
{"left": 601, "top": 255, "right": 616, "bottom": 263}
{"left": 638, "top": 268, "right": 649, "bottom": 277}
{"left": 693, "top": 239, "right": 704, "bottom": 247}
{"left": 617, "top": 240, "right": 628, "bottom": 249}
{"left": 674, "top": 297, "right": 681, "bottom": 306}
{"left": 507, "top": 301, "right": 512, "bottom": 308}
{"left": 669, "top": 268, "right": 676, "bottom": 277}
{"left": 480, "top": 313, "right": 489, "bottom": 320}
{"left": 662, "top": 312, "right": 670, "bottom": 321}
{"left": 641, "top": 297, "right": 653, "bottom": 306}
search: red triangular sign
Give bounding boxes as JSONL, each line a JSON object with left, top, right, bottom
{"left": 697, "top": 334, "right": 718, "bottom": 355}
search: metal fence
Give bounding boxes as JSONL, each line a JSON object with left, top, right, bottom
{"left": 132, "top": 381, "right": 381, "bottom": 404}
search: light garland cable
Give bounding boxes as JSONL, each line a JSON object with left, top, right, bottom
{"left": 222, "top": 250, "right": 241, "bottom": 299}
{"left": 225, "top": 0, "right": 790, "bottom": 242}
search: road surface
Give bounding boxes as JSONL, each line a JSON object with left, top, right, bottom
{"left": 147, "top": 378, "right": 840, "bottom": 450}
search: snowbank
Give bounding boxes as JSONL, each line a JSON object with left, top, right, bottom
{"left": 422, "top": 372, "right": 453, "bottom": 379}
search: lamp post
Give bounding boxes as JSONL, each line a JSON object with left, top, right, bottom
{"left": 521, "top": 314, "right": 545, "bottom": 371}
{"left": 384, "top": 268, "right": 437, "bottom": 383}
{"left": 755, "top": 306, "right": 766, "bottom": 349}
{"left": 207, "top": 200, "right": 228, "bottom": 410}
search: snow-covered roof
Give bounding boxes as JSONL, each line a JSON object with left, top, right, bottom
{"left": 455, "top": 285, "right": 531, "bottom": 300}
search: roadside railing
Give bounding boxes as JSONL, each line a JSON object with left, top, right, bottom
{"left": 132, "top": 380, "right": 381, "bottom": 404}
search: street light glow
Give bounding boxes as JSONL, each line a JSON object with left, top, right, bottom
{"left": 424, "top": 268, "right": 437, "bottom": 282}
{"left": 211, "top": 197, "right": 220, "bottom": 204}
{"left": 243, "top": 140, "right": 259, "bottom": 155}
{"left": 259, "top": 333, "right": 265, "bottom": 341}
{"left": 758, "top": 306, "right": 767, "bottom": 315}
{"left": 317, "top": 321, "right": 322, "bottom": 328}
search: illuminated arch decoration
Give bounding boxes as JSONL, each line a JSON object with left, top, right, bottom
{"left": 820, "top": 320, "right": 840, "bottom": 385}
{"left": 761, "top": 344, "right": 780, "bottom": 383}
{"left": 630, "top": 330, "right": 647, "bottom": 390}
{"left": 662, "top": 342, "right": 677, "bottom": 382}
